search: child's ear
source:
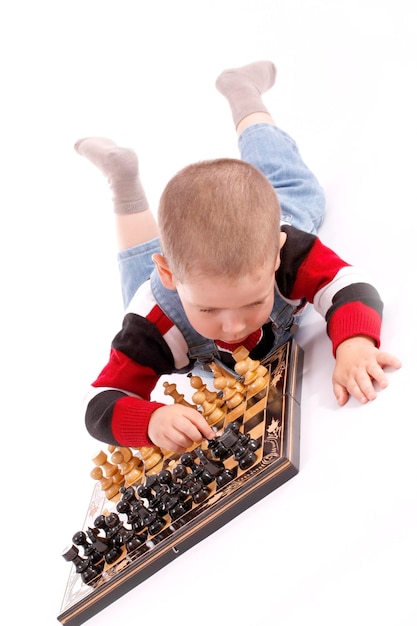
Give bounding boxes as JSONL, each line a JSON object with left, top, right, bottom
{"left": 152, "top": 253, "right": 177, "bottom": 289}
{"left": 274, "top": 231, "right": 287, "bottom": 270}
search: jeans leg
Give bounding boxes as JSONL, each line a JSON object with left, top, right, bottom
{"left": 117, "top": 236, "right": 162, "bottom": 308}
{"left": 238, "top": 123, "right": 326, "bottom": 234}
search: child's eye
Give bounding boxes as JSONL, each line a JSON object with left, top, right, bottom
{"left": 199, "top": 301, "right": 264, "bottom": 314}
{"left": 248, "top": 301, "right": 264, "bottom": 308}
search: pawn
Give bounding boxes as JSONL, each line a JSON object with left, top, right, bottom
{"left": 94, "top": 515, "right": 123, "bottom": 564}
{"left": 210, "top": 364, "right": 246, "bottom": 409}
{"left": 197, "top": 397, "right": 225, "bottom": 426}
{"left": 184, "top": 475, "right": 210, "bottom": 504}
{"left": 90, "top": 466, "right": 121, "bottom": 500}
{"left": 72, "top": 530, "right": 103, "bottom": 565}
{"left": 91, "top": 450, "right": 124, "bottom": 498}
{"left": 136, "top": 446, "right": 163, "bottom": 471}
{"left": 232, "top": 346, "right": 269, "bottom": 393}
{"left": 189, "top": 375, "right": 225, "bottom": 425}
{"left": 125, "top": 533, "right": 146, "bottom": 553}
{"left": 215, "top": 378, "right": 245, "bottom": 409}
{"left": 117, "top": 489, "right": 149, "bottom": 540}
{"left": 92, "top": 450, "right": 120, "bottom": 478}
{"left": 62, "top": 544, "right": 103, "bottom": 585}
{"left": 111, "top": 447, "right": 144, "bottom": 487}
{"left": 110, "top": 446, "right": 132, "bottom": 465}
{"left": 189, "top": 375, "right": 222, "bottom": 406}
{"left": 170, "top": 463, "right": 192, "bottom": 502}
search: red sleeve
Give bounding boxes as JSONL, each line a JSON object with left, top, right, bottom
{"left": 289, "top": 238, "right": 350, "bottom": 302}
{"left": 93, "top": 348, "right": 160, "bottom": 400}
{"left": 112, "top": 397, "right": 166, "bottom": 447}
{"left": 327, "top": 302, "right": 382, "bottom": 355}
{"left": 284, "top": 236, "right": 383, "bottom": 355}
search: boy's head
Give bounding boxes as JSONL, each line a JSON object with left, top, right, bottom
{"left": 154, "top": 158, "right": 287, "bottom": 343}
{"left": 158, "top": 158, "right": 281, "bottom": 281}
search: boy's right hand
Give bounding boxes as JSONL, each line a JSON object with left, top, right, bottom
{"left": 148, "top": 404, "right": 215, "bottom": 453}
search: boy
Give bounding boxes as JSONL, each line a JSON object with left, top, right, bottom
{"left": 75, "top": 61, "right": 401, "bottom": 454}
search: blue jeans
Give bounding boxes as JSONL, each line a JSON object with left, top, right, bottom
{"left": 118, "top": 123, "right": 326, "bottom": 308}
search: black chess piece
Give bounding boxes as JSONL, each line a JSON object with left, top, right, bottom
{"left": 62, "top": 544, "right": 103, "bottom": 585}
{"left": 194, "top": 447, "right": 235, "bottom": 486}
{"left": 182, "top": 474, "right": 210, "bottom": 504}
{"left": 72, "top": 530, "right": 103, "bottom": 566}
{"left": 86, "top": 526, "right": 110, "bottom": 555}
{"left": 94, "top": 515, "right": 123, "bottom": 564}
{"left": 208, "top": 421, "right": 260, "bottom": 469}
{"left": 118, "top": 486, "right": 150, "bottom": 541}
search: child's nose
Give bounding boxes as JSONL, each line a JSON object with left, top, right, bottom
{"left": 221, "top": 312, "right": 246, "bottom": 335}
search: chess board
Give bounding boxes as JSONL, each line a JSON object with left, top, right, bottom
{"left": 58, "top": 339, "right": 303, "bottom": 625}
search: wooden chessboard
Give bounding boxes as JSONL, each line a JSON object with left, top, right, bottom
{"left": 58, "top": 339, "right": 303, "bottom": 625}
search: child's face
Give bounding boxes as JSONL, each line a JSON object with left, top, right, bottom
{"left": 175, "top": 265, "right": 277, "bottom": 344}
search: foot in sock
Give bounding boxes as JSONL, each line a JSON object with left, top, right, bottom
{"left": 215, "top": 60, "right": 276, "bottom": 128}
{"left": 74, "top": 137, "right": 149, "bottom": 214}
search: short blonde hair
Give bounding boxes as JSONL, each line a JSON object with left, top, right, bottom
{"left": 158, "top": 158, "right": 281, "bottom": 282}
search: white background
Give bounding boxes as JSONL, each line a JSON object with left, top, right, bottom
{"left": 1, "top": 1, "right": 416, "bottom": 624}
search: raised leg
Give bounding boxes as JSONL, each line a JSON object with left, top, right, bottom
{"left": 75, "top": 137, "right": 161, "bottom": 307}
{"left": 74, "top": 137, "right": 159, "bottom": 251}
{"left": 215, "top": 61, "right": 325, "bottom": 234}
{"left": 215, "top": 60, "right": 277, "bottom": 130}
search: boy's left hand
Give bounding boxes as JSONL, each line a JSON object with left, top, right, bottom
{"left": 333, "top": 335, "right": 402, "bottom": 406}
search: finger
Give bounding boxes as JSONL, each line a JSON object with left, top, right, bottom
{"left": 152, "top": 409, "right": 215, "bottom": 453}
{"left": 186, "top": 412, "right": 216, "bottom": 440}
{"left": 160, "top": 429, "right": 194, "bottom": 454}
{"left": 162, "top": 441, "right": 187, "bottom": 454}
{"left": 349, "top": 370, "right": 377, "bottom": 403}
{"left": 366, "top": 362, "right": 389, "bottom": 390}
{"left": 333, "top": 381, "right": 349, "bottom": 406}
{"left": 377, "top": 351, "right": 402, "bottom": 370}
{"left": 170, "top": 414, "right": 208, "bottom": 446}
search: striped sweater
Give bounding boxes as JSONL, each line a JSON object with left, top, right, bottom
{"left": 84, "top": 225, "right": 383, "bottom": 447}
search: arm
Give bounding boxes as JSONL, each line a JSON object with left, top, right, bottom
{"left": 279, "top": 227, "right": 401, "bottom": 404}
{"left": 85, "top": 311, "right": 214, "bottom": 451}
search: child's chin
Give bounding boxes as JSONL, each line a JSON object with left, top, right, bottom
{"left": 220, "top": 336, "right": 248, "bottom": 345}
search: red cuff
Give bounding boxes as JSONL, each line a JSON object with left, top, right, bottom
{"left": 112, "top": 397, "right": 166, "bottom": 447}
{"left": 328, "top": 302, "right": 382, "bottom": 356}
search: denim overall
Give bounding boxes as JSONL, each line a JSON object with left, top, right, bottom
{"left": 150, "top": 267, "right": 301, "bottom": 373}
